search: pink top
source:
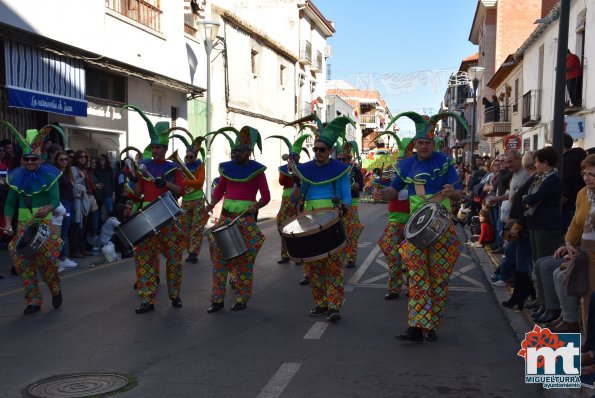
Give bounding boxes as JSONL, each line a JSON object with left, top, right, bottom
{"left": 212, "top": 173, "right": 271, "bottom": 205}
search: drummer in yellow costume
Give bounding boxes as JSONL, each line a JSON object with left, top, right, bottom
{"left": 373, "top": 111, "right": 467, "bottom": 342}
{"left": 2, "top": 122, "right": 65, "bottom": 315}
{"left": 292, "top": 116, "right": 355, "bottom": 322}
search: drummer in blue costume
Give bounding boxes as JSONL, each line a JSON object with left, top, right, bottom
{"left": 2, "top": 122, "right": 65, "bottom": 315}
{"left": 292, "top": 116, "right": 355, "bottom": 322}
{"left": 373, "top": 111, "right": 468, "bottom": 342}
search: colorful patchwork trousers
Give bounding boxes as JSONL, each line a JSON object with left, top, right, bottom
{"left": 133, "top": 222, "right": 186, "bottom": 304}
{"left": 9, "top": 220, "right": 63, "bottom": 306}
{"left": 401, "top": 224, "right": 461, "bottom": 331}
{"left": 377, "top": 221, "right": 407, "bottom": 294}
{"left": 208, "top": 214, "right": 264, "bottom": 304}
{"left": 276, "top": 196, "right": 297, "bottom": 259}
{"left": 181, "top": 198, "right": 209, "bottom": 255}
{"left": 342, "top": 206, "right": 363, "bottom": 263}
{"left": 303, "top": 250, "right": 345, "bottom": 311}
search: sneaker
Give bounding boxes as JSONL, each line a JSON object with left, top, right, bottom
{"left": 58, "top": 266, "right": 65, "bottom": 273}
{"left": 63, "top": 258, "right": 78, "bottom": 267}
{"left": 326, "top": 309, "right": 341, "bottom": 322}
{"left": 58, "top": 260, "right": 77, "bottom": 268}
{"left": 309, "top": 306, "right": 328, "bottom": 317}
{"left": 489, "top": 272, "right": 498, "bottom": 279}
{"left": 492, "top": 280, "right": 509, "bottom": 287}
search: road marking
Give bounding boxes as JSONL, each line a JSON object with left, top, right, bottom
{"left": 347, "top": 245, "right": 380, "bottom": 285}
{"left": 351, "top": 283, "right": 486, "bottom": 292}
{"left": 459, "top": 274, "right": 485, "bottom": 288}
{"left": 375, "top": 258, "right": 388, "bottom": 270}
{"left": 256, "top": 362, "right": 301, "bottom": 398}
{"left": 360, "top": 272, "right": 388, "bottom": 284}
{"left": 303, "top": 321, "right": 329, "bottom": 339}
{"left": 358, "top": 241, "right": 372, "bottom": 248}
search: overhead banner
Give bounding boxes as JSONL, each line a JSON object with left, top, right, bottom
{"left": 4, "top": 39, "right": 87, "bottom": 116}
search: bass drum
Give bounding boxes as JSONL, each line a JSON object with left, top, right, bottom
{"left": 116, "top": 191, "right": 182, "bottom": 249}
{"left": 404, "top": 202, "right": 451, "bottom": 249}
{"left": 280, "top": 210, "right": 346, "bottom": 263}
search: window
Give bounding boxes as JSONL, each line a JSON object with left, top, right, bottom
{"left": 533, "top": 134, "right": 538, "bottom": 151}
{"left": 280, "top": 65, "right": 286, "bottom": 86}
{"left": 106, "top": 0, "right": 162, "bottom": 32}
{"left": 86, "top": 68, "right": 126, "bottom": 103}
{"left": 251, "top": 50, "right": 258, "bottom": 77}
{"left": 171, "top": 107, "right": 178, "bottom": 127}
{"left": 513, "top": 79, "right": 519, "bottom": 112}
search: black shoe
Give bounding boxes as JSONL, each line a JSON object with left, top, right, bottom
{"left": 230, "top": 302, "right": 247, "bottom": 311}
{"left": 346, "top": 261, "right": 355, "bottom": 268}
{"left": 277, "top": 257, "right": 290, "bottom": 264}
{"left": 298, "top": 277, "right": 310, "bottom": 286}
{"left": 327, "top": 309, "right": 341, "bottom": 322}
{"left": 525, "top": 299, "right": 539, "bottom": 310}
{"left": 185, "top": 253, "right": 198, "bottom": 264}
{"left": 132, "top": 281, "right": 139, "bottom": 290}
{"left": 384, "top": 292, "right": 400, "bottom": 300}
{"left": 171, "top": 297, "right": 182, "bottom": 308}
{"left": 535, "top": 309, "right": 561, "bottom": 324}
{"left": 396, "top": 327, "right": 424, "bottom": 342}
{"left": 207, "top": 302, "right": 224, "bottom": 313}
{"left": 502, "top": 298, "right": 524, "bottom": 310}
{"left": 10, "top": 266, "right": 18, "bottom": 276}
{"left": 52, "top": 292, "right": 63, "bottom": 309}
{"left": 310, "top": 306, "right": 328, "bottom": 317}
{"left": 229, "top": 280, "right": 236, "bottom": 290}
{"left": 531, "top": 308, "right": 545, "bottom": 320}
{"left": 424, "top": 330, "right": 438, "bottom": 342}
{"left": 23, "top": 305, "right": 40, "bottom": 315}
{"left": 135, "top": 303, "right": 154, "bottom": 314}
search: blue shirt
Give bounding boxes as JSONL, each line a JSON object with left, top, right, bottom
{"left": 390, "top": 151, "right": 461, "bottom": 196}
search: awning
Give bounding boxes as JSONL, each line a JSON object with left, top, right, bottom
{"left": 4, "top": 39, "right": 87, "bottom": 116}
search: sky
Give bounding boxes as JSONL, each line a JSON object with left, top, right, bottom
{"left": 314, "top": 0, "right": 478, "bottom": 135}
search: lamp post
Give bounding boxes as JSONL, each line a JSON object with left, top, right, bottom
{"left": 196, "top": 20, "right": 220, "bottom": 199}
{"left": 467, "top": 66, "right": 485, "bottom": 167}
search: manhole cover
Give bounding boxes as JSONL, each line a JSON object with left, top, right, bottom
{"left": 26, "top": 373, "right": 130, "bottom": 398}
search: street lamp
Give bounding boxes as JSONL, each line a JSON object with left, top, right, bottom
{"left": 467, "top": 66, "right": 485, "bottom": 167}
{"left": 196, "top": 20, "right": 220, "bottom": 199}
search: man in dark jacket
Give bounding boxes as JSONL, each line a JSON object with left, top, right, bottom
{"left": 562, "top": 133, "right": 586, "bottom": 234}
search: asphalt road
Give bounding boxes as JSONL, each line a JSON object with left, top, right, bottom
{"left": 0, "top": 202, "right": 543, "bottom": 398}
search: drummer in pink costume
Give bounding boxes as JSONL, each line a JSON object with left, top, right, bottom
{"left": 292, "top": 116, "right": 355, "bottom": 323}
{"left": 373, "top": 111, "right": 468, "bottom": 343}
{"left": 205, "top": 126, "right": 270, "bottom": 313}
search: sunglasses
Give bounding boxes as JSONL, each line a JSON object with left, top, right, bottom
{"left": 23, "top": 156, "right": 40, "bottom": 162}
{"left": 231, "top": 147, "right": 249, "bottom": 154}
{"left": 58, "top": 157, "right": 69, "bottom": 162}
{"left": 312, "top": 147, "right": 328, "bottom": 153}
{"left": 78, "top": 155, "right": 88, "bottom": 159}
{"left": 337, "top": 157, "right": 350, "bottom": 162}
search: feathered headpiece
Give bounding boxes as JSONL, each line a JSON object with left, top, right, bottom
{"left": 206, "top": 126, "right": 263, "bottom": 153}
{"left": 1, "top": 121, "right": 65, "bottom": 156}
{"left": 165, "top": 126, "right": 206, "bottom": 160}
{"left": 386, "top": 111, "right": 469, "bottom": 142}
{"left": 266, "top": 134, "right": 311, "bottom": 158}
{"left": 122, "top": 104, "right": 170, "bottom": 146}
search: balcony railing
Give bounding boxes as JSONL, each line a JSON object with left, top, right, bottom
{"left": 106, "top": 0, "right": 162, "bottom": 32}
{"left": 522, "top": 89, "right": 542, "bottom": 127}
{"left": 360, "top": 114, "right": 378, "bottom": 126}
{"left": 484, "top": 105, "right": 511, "bottom": 123}
{"left": 299, "top": 41, "right": 312, "bottom": 65}
{"left": 311, "top": 51, "right": 323, "bottom": 72}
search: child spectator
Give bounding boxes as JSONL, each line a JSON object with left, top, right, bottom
{"left": 467, "top": 210, "right": 494, "bottom": 247}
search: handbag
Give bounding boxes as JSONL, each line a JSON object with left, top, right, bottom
{"left": 87, "top": 194, "right": 99, "bottom": 213}
{"left": 564, "top": 250, "right": 589, "bottom": 296}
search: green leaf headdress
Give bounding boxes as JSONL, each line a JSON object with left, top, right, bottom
{"left": 122, "top": 104, "right": 170, "bottom": 146}
{"left": 336, "top": 136, "right": 361, "bottom": 164}
{"left": 285, "top": 113, "right": 323, "bottom": 140}
{"left": 376, "top": 130, "right": 414, "bottom": 158}
{"left": 317, "top": 116, "right": 355, "bottom": 148}
{"left": 165, "top": 127, "right": 206, "bottom": 160}
{"left": 386, "top": 111, "right": 469, "bottom": 141}
{"left": 206, "top": 126, "right": 263, "bottom": 153}
{"left": 1, "top": 121, "right": 65, "bottom": 155}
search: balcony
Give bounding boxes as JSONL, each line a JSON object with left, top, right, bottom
{"left": 360, "top": 114, "right": 378, "bottom": 129}
{"left": 299, "top": 41, "right": 312, "bottom": 65}
{"left": 311, "top": 51, "right": 323, "bottom": 73}
{"left": 522, "top": 90, "right": 542, "bottom": 127}
{"left": 106, "top": 0, "right": 162, "bottom": 32}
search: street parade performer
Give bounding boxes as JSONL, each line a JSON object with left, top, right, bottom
{"left": 2, "top": 122, "right": 65, "bottom": 315}
{"left": 166, "top": 129, "right": 208, "bottom": 264}
{"left": 375, "top": 131, "right": 414, "bottom": 300}
{"left": 205, "top": 126, "right": 270, "bottom": 313}
{"left": 291, "top": 116, "right": 355, "bottom": 322}
{"left": 124, "top": 105, "right": 187, "bottom": 314}
{"left": 336, "top": 138, "right": 364, "bottom": 268}
{"left": 266, "top": 133, "right": 310, "bottom": 264}
{"left": 373, "top": 111, "right": 468, "bottom": 342}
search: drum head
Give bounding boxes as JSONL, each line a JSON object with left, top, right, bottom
{"left": 16, "top": 223, "right": 40, "bottom": 251}
{"left": 281, "top": 211, "right": 338, "bottom": 235}
{"left": 407, "top": 204, "right": 437, "bottom": 236}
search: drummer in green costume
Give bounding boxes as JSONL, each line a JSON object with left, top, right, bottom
{"left": 291, "top": 116, "right": 355, "bottom": 322}
{"left": 373, "top": 111, "right": 468, "bottom": 342}
{"left": 2, "top": 122, "right": 65, "bottom": 315}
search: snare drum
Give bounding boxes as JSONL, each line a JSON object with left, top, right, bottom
{"left": 116, "top": 191, "right": 182, "bottom": 249}
{"left": 16, "top": 222, "right": 51, "bottom": 257}
{"left": 404, "top": 202, "right": 451, "bottom": 249}
{"left": 280, "top": 210, "right": 346, "bottom": 263}
{"left": 211, "top": 221, "right": 248, "bottom": 260}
